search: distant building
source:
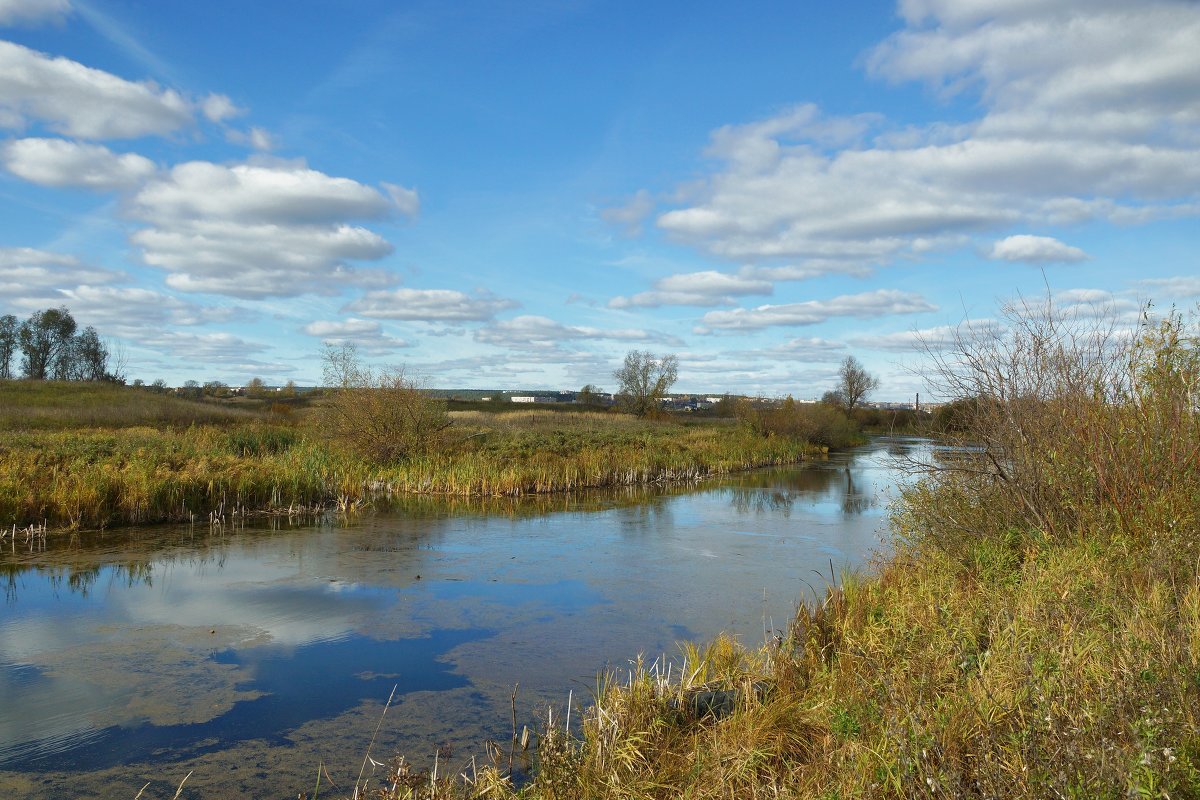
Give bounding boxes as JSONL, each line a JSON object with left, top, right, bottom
{"left": 511, "top": 395, "right": 557, "bottom": 403}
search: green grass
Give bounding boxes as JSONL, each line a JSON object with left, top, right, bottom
{"left": 0, "top": 380, "right": 267, "bottom": 429}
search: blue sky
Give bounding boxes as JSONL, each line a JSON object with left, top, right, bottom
{"left": 1, "top": 0, "right": 1198, "bottom": 399}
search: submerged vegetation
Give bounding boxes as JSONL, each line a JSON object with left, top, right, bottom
{"left": 346, "top": 302, "right": 1200, "bottom": 799}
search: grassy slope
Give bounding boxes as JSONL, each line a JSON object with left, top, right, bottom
{"left": 0, "top": 382, "right": 819, "bottom": 530}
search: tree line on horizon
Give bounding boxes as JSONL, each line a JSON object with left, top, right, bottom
{"left": 0, "top": 306, "right": 123, "bottom": 383}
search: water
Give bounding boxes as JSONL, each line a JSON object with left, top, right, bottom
{"left": 0, "top": 437, "right": 921, "bottom": 798}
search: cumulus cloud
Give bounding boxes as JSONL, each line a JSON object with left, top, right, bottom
{"left": 698, "top": 289, "right": 936, "bottom": 332}
{"left": 343, "top": 288, "right": 519, "bottom": 322}
{"left": 0, "top": 248, "right": 241, "bottom": 336}
{"left": 0, "top": 40, "right": 194, "bottom": 138}
{"left": 2, "top": 137, "right": 156, "bottom": 190}
{"left": 0, "top": 0, "right": 70, "bottom": 26}
{"left": 49, "top": 285, "right": 237, "bottom": 334}
{"left": 0, "top": 247, "right": 122, "bottom": 300}
{"left": 128, "top": 160, "right": 411, "bottom": 298}
{"left": 609, "top": 270, "right": 772, "bottom": 308}
{"left": 302, "top": 318, "right": 409, "bottom": 353}
{"left": 988, "top": 234, "right": 1087, "bottom": 263}
{"left": 653, "top": 3, "right": 1200, "bottom": 268}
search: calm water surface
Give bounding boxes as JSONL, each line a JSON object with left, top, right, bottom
{"left": 0, "top": 437, "right": 923, "bottom": 798}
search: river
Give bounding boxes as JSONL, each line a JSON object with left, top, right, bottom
{"left": 0, "top": 436, "right": 924, "bottom": 798}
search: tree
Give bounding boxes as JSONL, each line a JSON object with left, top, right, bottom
{"left": 18, "top": 306, "right": 76, "bottom": 380}
{"left": 577, "top": 384, "right": 603, "bottom": 405}
{"left": 0, "top": 314, "right": 16, "bottom": 379}
{"left": 835, "top": 356, "right": 879, "bottom": 411}
{"left": 613, "top": 350, "right": 679, "bottom": 417}
{"left": 73, "top": 326, "right": 110, "bottom": 381}
{"left": 246, "top": 376, "right": 268, "bottom": 398}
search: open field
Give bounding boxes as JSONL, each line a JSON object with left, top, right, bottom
{"left": 0, "top": 383, "right": 820, "bottom": 531}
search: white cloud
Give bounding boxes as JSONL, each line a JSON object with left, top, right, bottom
{"left": 139, "top": 330, "right": 268, "bottom": 364}
{"left": 302, "top": 318, "right": 409, "bottom": 353}
{"left": 382, "top": 182, "right": 420, "bottom": 216}
{"left": 653, "top": 3, "right": 1200, "bottom": 267}
{"left": 0, "top": 247, "right": 122, "bottom": 300}
{"left": 225, "top": 126, "right": 278, "bottom": 151}
{"left": 698, "top": 289, "right": 937, "bottom": 332}
{"left": 1138, "top": 276, "right": 1200, "bottom": 299}
{"left": 0, "top": 40, "right": 193, "bottom": 138}
{"left": 133, "top": 160, "right": 395, "bottom": 225}
{"left": 1053, "top": 288, "right": 1142, "bottom": 323}
{"left": 49, "top": 285, "right": 237, "bottom": 334}
{"left": 988, "top": 234, "right": 1088, "bottom": 263}
{"left": 0, "top": 0, "right": 70, "bottom": 26}
{"left": 609, "top": 270, "right": 772, "bottom": 308}
{"left": 2, "top": 137, "right": 156, "bottom": 190}
{"left": 343, "top": 288, "right": 519, "bottom": 322}
{"left": 727, "top": 337, "right": 847, "bottom": 361}
{"left": 200, "top": 93, "right": 241, "bottom": 123}
{"left": 128, "top": 160, "right": 409, "bottom": 298}
{"left": 474, "top": 314, "right": 684, "bottom": 352}
{"left": 849, "top": 320, "right": 1003, "bottom": 352}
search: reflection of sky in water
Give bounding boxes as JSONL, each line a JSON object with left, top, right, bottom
{"left": 0, "top": 437, "right": 928, "bottom": 794}
{"left": 7, "top": 629, "right": 488, "bottom": 771}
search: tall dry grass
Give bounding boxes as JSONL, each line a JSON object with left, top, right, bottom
{"left": 1, "top": 397, "right": 819, "bottom": 530}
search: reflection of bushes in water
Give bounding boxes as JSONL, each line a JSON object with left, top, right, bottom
{"left": 0, "top": 522, "right": 303, "bottom": 600}
{"left": 723, "top": 460, "right": 878, "bottom": 516}
{"left": 1, "top": 559, "right": 158, "bottom": 601}
{"left": 376, "top": 482, "right": 693, "bottom": 520}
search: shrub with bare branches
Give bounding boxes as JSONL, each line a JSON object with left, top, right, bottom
{"left": 319, "top": 343, "right": 451, "bottom": 463}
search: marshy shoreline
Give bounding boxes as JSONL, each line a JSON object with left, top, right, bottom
{"left": 0, "top": 382, "right": 826, "bottom": 534}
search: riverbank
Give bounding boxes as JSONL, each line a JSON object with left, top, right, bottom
{"left": 0, "top": 383, "right": 820, "bottom": 531}
{"left": 357, "top": 312, "right": 1200, "bottom": 799}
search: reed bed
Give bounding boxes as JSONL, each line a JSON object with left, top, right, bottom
{"left": 1, "top": 404, "right": 818, "bottom": 531}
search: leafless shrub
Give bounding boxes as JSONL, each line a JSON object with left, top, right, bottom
{"left": 319, "top": 343, "right": 451, "bottom": 463}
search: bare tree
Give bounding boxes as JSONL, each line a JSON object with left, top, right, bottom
{"left": 836, "top": 356, "right": 879, "bottom": 411}
{"left": 613, "top": 350, "right": 679, "bottom": 417}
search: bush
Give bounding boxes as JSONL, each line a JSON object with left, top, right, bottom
{"left": 319, "top": 344, "right": 451, "bottom": 464}
{"left": 738, "top": 396, "right": 861, "bottom": 449}
{"left": 912, "top": 298, "right": 1200, "bottom": 556}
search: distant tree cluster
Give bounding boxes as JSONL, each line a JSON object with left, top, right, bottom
{"left": 0, "top": 306, "right": 124, "bottom": 382}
